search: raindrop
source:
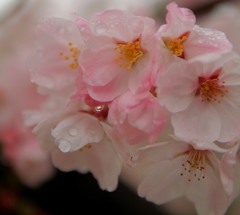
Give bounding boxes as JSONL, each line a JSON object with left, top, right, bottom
{"left": 94, "top": 105, "right": 104, "bottom": 112}
{"left": 94, "top": 23, "right": 108, "bottom": 34}
{"left": 58, "top": 139, "right": 71, "bottom": 152}
{"left": 110, "top": 23, "right": 115, "bottom": 28}
{"left": 69, "top": 127, "right": 79, "bottom": 136}
{"left": 80, "top": 27, "right": 85, "bottom": 32}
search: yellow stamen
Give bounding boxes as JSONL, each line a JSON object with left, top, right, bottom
{"left": 114, "top": 41, "right": 143, "bottom": 70}
{"left": 164, "top": 35, "right": 188, "bottom": 57}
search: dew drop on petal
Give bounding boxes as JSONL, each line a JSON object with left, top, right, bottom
{"left": 94, "top": 105, "right": 104, "bottom": 112}
{"left": 80, "top": 27, "right": 85, "bottom": 32}
{"left": 58, "top": 139, "right": 72, "bottom": 152}
{"left": 94, "top": 23, "right": 108, "bottom": 34}
{"left": 110, "top": 23, "right": 115, "bottom": 28}
{"left": 69, "top": 127, "right": 79, "bottom": 136}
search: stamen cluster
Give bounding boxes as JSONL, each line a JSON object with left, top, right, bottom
{"left": 114, "top": 41, "right": 143, "bottom": 70}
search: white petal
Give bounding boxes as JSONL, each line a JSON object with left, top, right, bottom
{"left": 172, "top": 98, "right": 221, "bottom": 142}
{"left": 186, "top": 152, "right": 229, "bottom": 215}
{"left": 133, "top": 141, "right": 189, "bottom": 163}
{"left": 138, "top": 155, "right": 189, "bottom": 204}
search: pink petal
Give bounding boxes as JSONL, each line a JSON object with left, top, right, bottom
{"left": 52, "top": 113, "right": 104, "bottom": 152}
{"left": 89, "top": 9, "right": 143, "bottom": 42}
{"left": 86, "top": 137, "right": 122, "bottom": 191}
{"left": 51, "top": 146, "right": 88, "bottom": 173}
{"left": 138, "top": 155, "right": 189, "bottom": 204}
{"left": 52, "top": 131, "right": 122, "bottom": 192}
{"left": 172, "top": 97, "right": 221, "bottom": 142}
{"left": 72, "top": 13, "right": 93, "bottom": 42}
{"left": 80, "top": 36, "right": 122, "bottom": 86}
{"left": 101, "top": 122, "right": 133, "bottom": 167}
{"left": 185, "top": 25, "right": 233, "bottom": 62}
{"left": 133, "top": 141, "right": 190, "bottom": 163}
{"left": 220, "top": 57, "right": 240, "bottom": 86}
{"left": 88, "top": 71, "right": 129, "bottom": 102}
{"left": 28, "top": 17, "right": 83, "bottom": 90}
{"left": 220, "top": 143, "right": 240, "bottom": 198}
{"left": 186, "top": 152, "right": 229, "bottom": 215}
{"left": 158, "top": 2, "right": 195, "bottom": 37}
{"left": 213, "top": 98, "right": 240, "bottom": 142}
{"left": 157, "top": 61, "right": 198, "bottom": 113}
{"left": 170, "top": 135, "right": 227, "bottom": 153}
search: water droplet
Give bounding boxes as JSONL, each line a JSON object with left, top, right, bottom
{"left": 94, "top": 23, "right": 108, "bottom": 34}
{"left": 80, "top": 27, "right": 85, "bottom": 32}
{"left": 58, "top": 139, "right": 71, "bottom": 152}
{"left": 69, "top": 127, "right": 78, "bottom": 136}
{"left": 110, "top": 23, "right": 115, "bottom": 28}
{"left": 94, "top": 105, "right": 104, "bottom": 112}
{"left": 58, "top": 27, "right": 65, "bottom": 33}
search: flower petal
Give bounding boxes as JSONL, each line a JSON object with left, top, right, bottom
{"left": 186, "top": 152, "right": 229, "bottom": 215}
{"left": 89, "top": 9, "right": 143, "bottom": 42}
{"left": 138, "top": 155, "right": 189, "bottom": 204}
{"left": 52, "top": 113, "right": 104, "bottom": 152}
{"left": 172, "top": 97, "right": 221, "bottom": 142}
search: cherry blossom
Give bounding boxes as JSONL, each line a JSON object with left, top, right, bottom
{"left": 108, "top": 90, "right": 167, "bottom": 145}
{"left": 27, "top": 17, "right": 84, "bottom": 93}
{"left": 133, "top": 136, "right": 229, "bottom": 215}
{"left": 155, "top": 2, "right": 232, "bottom": 78}
{"left": 157, "top": 52, "right": 240, "bottom": 142}
{"left": 75, "top": 9, "right": 160, "bottom": 101}
{"left": 30, "top": 97, "right": 132, "bottom": 191}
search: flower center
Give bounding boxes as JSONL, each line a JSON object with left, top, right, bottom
{"left": 163, "top": 35, "right": 187, "bottom": 57}
{"left": 59, "top": 42, "right": 80, "bottom": 70}
{"left": 114, "top": 41, "right": 143, "bottom": 70}
{"left": 180, "top": 148, "right": 206, "bottom": 181}
{"left": 197, "top": 76, "right": 228, "bottom": 103}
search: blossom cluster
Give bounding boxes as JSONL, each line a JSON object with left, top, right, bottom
{"left": 23, "top": 2, "right": 240, "bottom": 215}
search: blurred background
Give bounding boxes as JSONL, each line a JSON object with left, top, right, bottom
{"left": 1, "top": 0, "right": 240, "bottom": 214}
